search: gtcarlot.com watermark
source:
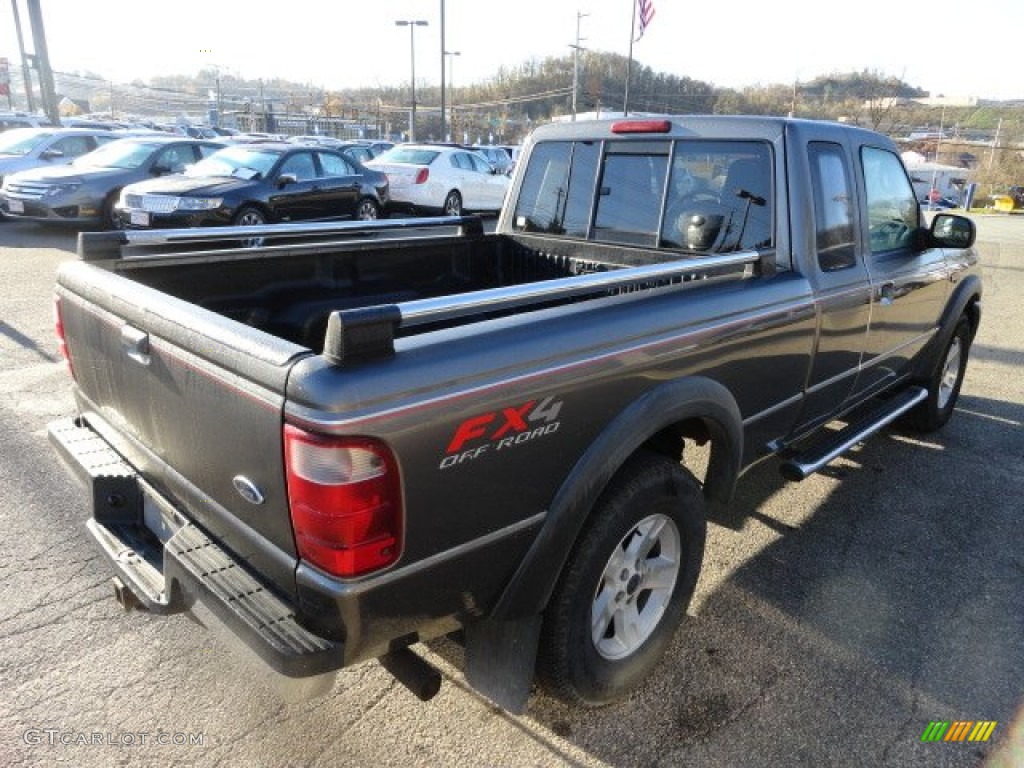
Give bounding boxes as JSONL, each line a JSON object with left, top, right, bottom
{"left": 23, "top": 729, "right": 205, "bottom": 747}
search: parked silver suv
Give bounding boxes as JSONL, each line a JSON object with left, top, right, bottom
{"left": 0, "top": 127, "right": 116, "bottom": 192}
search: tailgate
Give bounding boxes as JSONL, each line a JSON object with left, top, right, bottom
{"left": 56, "top": 259, "right": 311, "bottom": 596}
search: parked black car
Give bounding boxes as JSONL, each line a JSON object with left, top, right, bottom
{"left": 0, "top": 136, "right": 223, "bottom": 228}
{"left": 114, "top": 142, "right": 389, "bottom": 229}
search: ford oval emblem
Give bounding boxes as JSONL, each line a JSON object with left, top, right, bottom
{"left": 232, "top": 475, "right": 265, "bottom": 506}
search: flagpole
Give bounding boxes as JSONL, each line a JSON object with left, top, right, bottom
{"left": 624, "top": 0, "right": 636, "bottom": 115}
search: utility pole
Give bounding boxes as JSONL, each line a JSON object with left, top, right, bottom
{"left": 988, "top": 117, "right": 1002, "bottom": 170}
{"left": 10, "top": 0, "right": 35, "bottom": 112}
{"left": 25, "top": 0, "right": 59, "bottom": 124}
{"left": 570, "top": 11, "right": 588, "bottom": 121}
{"left": 439, "top": 0, "right": 446, "bottom": 142}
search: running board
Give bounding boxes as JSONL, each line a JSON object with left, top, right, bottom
{"left": 779, "top": 387, "right": 927, "bottom": 482}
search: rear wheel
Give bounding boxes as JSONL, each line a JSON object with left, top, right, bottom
{"left": 538, "top": 451, "right": 706, "bottom": 706}
{"left": 442, "top": 190, "right": 462, "bottom": 216}
{"left": 355, "top": 197, "right": 380, "bottom": 221}
{"left": 904, "top": 316, "right": 972, "bottom": 432}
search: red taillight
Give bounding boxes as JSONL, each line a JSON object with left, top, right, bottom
{"left": 611, "top": 119, "right": 672, "bottom": 134}
{"left": 413, "top": 168, "right": 429, "bottom": 184}
{"left": 53, "top": 294, "right": 75, "bottom": 378}
{"left": 284, "top": 425, "right": 402, "bottom": 578}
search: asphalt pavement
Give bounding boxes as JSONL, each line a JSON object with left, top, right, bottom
{"left": 0, "top": 216, "right": 1020, "bottom": 768}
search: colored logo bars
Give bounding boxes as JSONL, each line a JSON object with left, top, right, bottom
{"left": 921, "top": 721, "right": 998, "bottom": 743}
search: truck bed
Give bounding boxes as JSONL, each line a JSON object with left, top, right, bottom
{"left": 79, "top": 218, "right": 759, "bottom": 353}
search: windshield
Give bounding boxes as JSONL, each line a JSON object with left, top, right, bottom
{"left": 0, "top": 128, "right": 53, "bottom": 156}
{"left": 74, "top": 140, "right": 161, "bottom": 169}
{"left": 376, "top": 147, "right": 439, "bottom": 165}
{"left": 185, "top": 146, "right": 281, "bottom": 179}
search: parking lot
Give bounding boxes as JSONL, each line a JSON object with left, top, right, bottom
{"left": 0, "top": 216, "right": 1021, "bottom": 767}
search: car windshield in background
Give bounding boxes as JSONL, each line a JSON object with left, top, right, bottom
{"left": 74, "top": 141, "right": 162, "bottom": 169}
{"left": 185, "top": 147, "right": 281, "bottom": 179}
{"left": 378, "top": 148, "right": 439, "bottom": 165}
{"left": 0, "top": 129, "right": 54, "bottom": 156}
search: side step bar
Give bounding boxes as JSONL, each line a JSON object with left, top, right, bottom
{"left": 779, "top": 387, "right": 927, "bottom": 481}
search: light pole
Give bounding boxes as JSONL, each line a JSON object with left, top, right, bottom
{"left": 395, "top": 19, "right": 429, "bottom": 141}
{"left": 445, "top": 50, "right": 460, "bottom": 140}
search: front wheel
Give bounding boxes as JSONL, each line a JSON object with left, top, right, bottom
{"left": 232, "top": 206, "right": 266, "bottom": 247}
{"left": 537, "top": 451, "right": 707, "bottom": 706}
{"left": 102, "top": 193, "right": 121, "bottom": 230}
{"left": 904, "top": 316, "right": 972, "bottom": 432}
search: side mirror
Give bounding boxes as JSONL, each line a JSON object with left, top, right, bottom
{"left": 277, "top": 173, "right": 298, "bottom": 188}
{"left": 930, "top": 213, "right": 976, "bottom": 249}
{"left": 151, "top": 164, "right": 173, "bottom": 176}
{"left": 41, "top": 148, "right": 65, "bottom": 160}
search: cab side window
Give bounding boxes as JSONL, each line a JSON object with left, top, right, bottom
{"left": 808, "top": 142, "right": 856, "bottom": 271}
{"left": 861, "top": 146, "right": 919, "bottom": 254}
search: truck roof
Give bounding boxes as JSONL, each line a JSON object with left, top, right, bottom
{"left": 527, "top": 114, "right": 894, "bottom": 148}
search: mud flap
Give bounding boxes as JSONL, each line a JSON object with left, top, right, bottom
{"left": 464, "top": 614, "right": 542, "bottom": 713}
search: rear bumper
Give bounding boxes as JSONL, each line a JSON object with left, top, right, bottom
{"left": 48, "top": 416, "right": 345, "bottom": 679}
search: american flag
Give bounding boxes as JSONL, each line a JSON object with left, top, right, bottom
{"left": 636, "top": 0, "right": 656, "bottom": 40}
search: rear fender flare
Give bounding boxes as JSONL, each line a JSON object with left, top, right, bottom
{"left": 491, "top": 376, "right": 742, "bottom": 620}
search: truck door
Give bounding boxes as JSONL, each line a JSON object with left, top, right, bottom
{"left": 795, "top": 140, "right": 873, "bottom": 431}
{"left": 853, "top": 146, "right": 950, "bottom": 397}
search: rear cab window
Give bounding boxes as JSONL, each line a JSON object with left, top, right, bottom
{"left": 513, "top": 137, "right": 774, "bottom": 254}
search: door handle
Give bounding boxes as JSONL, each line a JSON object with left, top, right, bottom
{"left": 121, "top": 325, "right": 150, "bottom": 366}
{"left": 879, "top": 282, "right": 896, "bottom": 307}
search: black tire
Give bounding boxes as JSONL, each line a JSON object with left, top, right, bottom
{"left": 355, "top": 197, "right": 380, "bottom": 221}
{"left": 102, "top": 193, "right": 121, "bottom": 230}
{"left": 232, "top": 206, "right": 266, "bottom": 247}
{"left": 442, "top": 190, "right": 462, "bottom": 216}
{"left": 537, "top": 450, "right": 706, "bottom": 706}
{"left": 904, "top": 316, "right": 972, "bottom": 432}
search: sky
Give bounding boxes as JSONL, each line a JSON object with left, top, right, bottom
{"left": 2, "top": 0, "right": 1022, "bottom": 103}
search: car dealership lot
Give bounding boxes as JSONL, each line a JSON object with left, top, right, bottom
{"left": 0, "top": 217, "right": 1020, "bottom": 767}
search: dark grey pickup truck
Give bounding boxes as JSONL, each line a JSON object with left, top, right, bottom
{"left": 49, "top": 116, "right": 980, "bottom": 711}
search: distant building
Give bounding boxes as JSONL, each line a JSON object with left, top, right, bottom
{"left": 913, "top": 95, "right": 980, "bottom": 108}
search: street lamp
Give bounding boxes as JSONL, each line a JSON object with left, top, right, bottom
{"left": 444, "top": 50, "right": 460, "bottom": 140}
{"left": 395, "top": 19, "right": 429, "bottom": 141}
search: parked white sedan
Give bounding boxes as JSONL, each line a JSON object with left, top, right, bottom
{"left": 367, "top": 144, "right": 510, "bottom": 216}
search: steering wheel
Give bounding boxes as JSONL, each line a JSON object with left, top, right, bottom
{"left": 869, "top": 219, "right": 911, "bottom": 248}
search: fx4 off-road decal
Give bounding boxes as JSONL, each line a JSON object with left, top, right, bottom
{"left": 440, "top": 396, "right": 563, "bottom": 470}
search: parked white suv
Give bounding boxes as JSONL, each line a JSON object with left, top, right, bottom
{"left": 367, "top": 143, "right": 510, "bottom": 216}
